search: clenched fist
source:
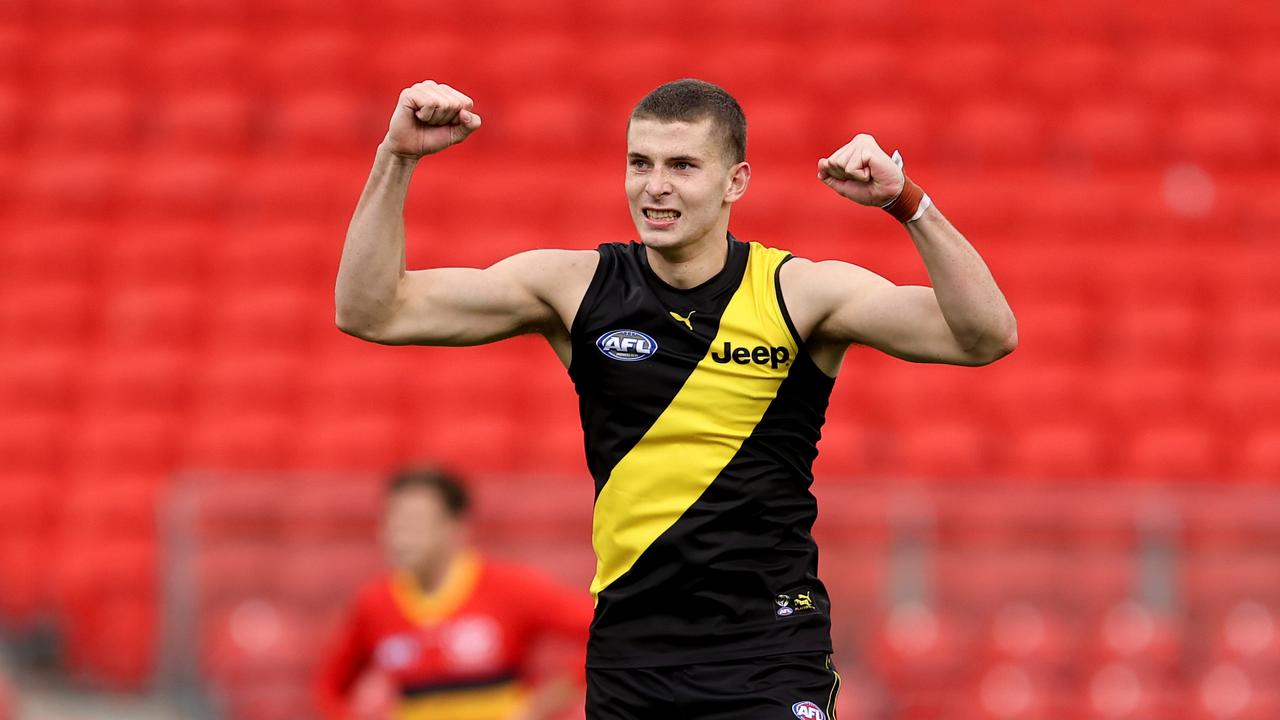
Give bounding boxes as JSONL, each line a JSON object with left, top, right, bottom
{"left": 383, "top": 81, "right": 483, "bottom": 159}
{"left": 817, "top": 134, "right": 905, "bottom": 207}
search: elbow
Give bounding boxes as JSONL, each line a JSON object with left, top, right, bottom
{"left": 335, "top": 307, "right": 387, "bottom": 343}
{"left": 964, "top": 316, "right": 1018, "bottom": 366}
{"left": 992, "top": 322, "right": 1019, "bottom": 361}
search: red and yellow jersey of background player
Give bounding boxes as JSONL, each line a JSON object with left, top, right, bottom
{"left": 315, "top": 552, "right": 591, "bottom": 720}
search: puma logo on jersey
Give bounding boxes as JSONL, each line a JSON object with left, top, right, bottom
{"left": 668, "top": 310, "right": 696, "bottom": 331}
{"left": 711, "top": 341, "right": 791, "bottom": 369}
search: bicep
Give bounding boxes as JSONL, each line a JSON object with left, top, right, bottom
{"left": 810, "top": 263, "right": 989, "bottom": 366}
{"left": 372, "top": 251, "right": 565, "bottom": 346}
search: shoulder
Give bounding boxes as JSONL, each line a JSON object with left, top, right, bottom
{"left": 495, "top": 248, "right": 600, "bottom": 280}
{"left": 780, "top": 256, "right": 892, "bottom": 299}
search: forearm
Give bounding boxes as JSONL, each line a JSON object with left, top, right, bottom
{"left": 903, "top": 206, "right": 1017, "bottom": 359}
{"left": 335, "top": 144, "right": 420, "bottom": 336}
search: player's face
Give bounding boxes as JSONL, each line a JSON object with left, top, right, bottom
{"left": 626, "top": 117, "right": 747, "bottom": 251}
{"left": 382, "top": 487, "right": 463, "bottom": 575}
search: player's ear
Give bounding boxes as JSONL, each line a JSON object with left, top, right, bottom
{"left": 724, "top": 160, "right": 751, "bottom": 203}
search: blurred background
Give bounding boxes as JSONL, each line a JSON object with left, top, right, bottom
{"left": 1, "top": 0, "right": 1278, "bottom": 718}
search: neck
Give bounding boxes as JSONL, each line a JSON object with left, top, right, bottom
{"left": 645, "top": 221, "right": 732, "bottom": 289}
{"left": 411, "top": 546, "right": 460, "bottom": 593}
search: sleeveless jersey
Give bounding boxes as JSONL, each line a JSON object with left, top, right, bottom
{"left": 568, "top": 235, "right": 836, "bottom": 668}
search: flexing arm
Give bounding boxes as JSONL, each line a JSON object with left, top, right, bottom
{"left": 796, "top": 134, "right": 1017, "bottom": 366}
{"left": 335, "top": 81, "right": 583, "bottom": 347}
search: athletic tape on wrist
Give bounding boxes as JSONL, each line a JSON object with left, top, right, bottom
{"left": 881, "top": 175, "right": 925, "bottom": 223}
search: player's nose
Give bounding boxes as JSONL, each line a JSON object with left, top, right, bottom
{"left": 645, "top": 168, "right": 672, "bottom": 197}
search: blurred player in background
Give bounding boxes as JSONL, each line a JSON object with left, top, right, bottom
{"left": 335, "top": 79, "right": 1016, "bottom": 718}
{"left": 314, "top": 467, "right": 590, "bottom": 720}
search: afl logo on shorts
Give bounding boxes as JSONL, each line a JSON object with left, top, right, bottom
{"left": 597, "top": 330, "right": 658, "bottom": 362}
{"left": 792, "top": 701, "right": 826, "bottom": 720}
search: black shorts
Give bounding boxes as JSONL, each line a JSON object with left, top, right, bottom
{"left": 586, "top": 652, "right": 841, "bottom": 720}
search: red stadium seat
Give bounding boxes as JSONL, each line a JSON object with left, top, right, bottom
{"left": 1125, "top": 43, "right": 1226, "bottom": 101}
{"left": 265, "top": 90, "right": 381, "bottom": 153}
{"left": 30, "top": 28, "right": 140, "bottom": 91}
{"left": 232, "top": 155, "right": 358, "bottom": 223}
{"left": 1003, "top": 419, "right": 1110, "bottom": 482}
{"left": 58, "top": 477, "right": 160, "bottom": 542}
{"left": 273, "top": 541, "right": 383, "bottom": 612}
{"left": 197, "top": 542, "right": 281, "bottom": 608}
{"left": 50, "top": 537, "right": 158, "bottom": 688}
{"left": 257, "top": 29, "right": 364, "bottom": 94}
{"left": 41, "top": 86, "right": 141, "bottom": 150}
{"left": 871, "top": 601, "right": 975, "bottom": 696}
{"left": 0, "top": 219, "right": 99, "bottom": 286}
{"left": 209, "top": 220, "right": 334, "bottom": 292}
{"left": 937, "top": 101, "right": 1045, "bottom": 169}
{"left": 278, "top": 479, "right": 384, "bottom": 543}
{"left": 0, "top": 25, "right": 31, "bottom": 87}
{"left": 1118, "top": 423, "right": 1222, "bottom": 483}
{"left": 1183, "top": 551, "right": 1280, "bottom": 612}
{"left": 908, "top": 40, "right": 1010, "bottom": 101}
{"left": 0, "top": 346, "right": 78, "bottom": 414}
{"left": 1206, "top": 369, "right": 1280, "bottom": 431}
{"left": 1214, "top": 304, "right": 1280, "bottom": 372}
{"left": 148, "top": 90, "right": 254, "bottom": 154}
{"left": 0, "top": 280, "right": 93, "bottom": 350}
{"left": 204, "top": 285, "right": 324, "bottom": 352}
{"left": 145, "top": 0, "right": 249, "bottom": 26}
{"left": 121, "top": 155, "right": 235, "bottom": 221}
{"left": 1204, "top": 600, "right": 1280, "bottom": 672}
{"left": 181, "top": 411, "right": 296, "bottom": 472}
{"left": 296, "top": 353, "right": 408, "bottom": 417}
{"left": 146, "top": 29, "right": 256, "bottom": 94}
{"left": 1193, "top": 662, "right": 1280, "bottom": 720}
{"left": 189, "top": 350, "right": 305, "bottom": 417}
{"left": 0, "top": 410, "right": 67, "bottom": 476}
{"left": 1234, "top": 426, "right": 1280, "bottom": 482}
{"left": 77, "top": 347, "right": 192, "bottom": 414}
{"left": 1169, "top": 105, "right": 1270, "bottom": 169}
{"left": 357, "top": 30, "right": 470, "bottom": 98}
{"left": 979, "top": 602, "right": 1076, "bottom": 672}
{"left": 202, "top": 598, "right": 316, "bottom": 686}
{"left": 1102, "top": 303, "right": 1208, "bottom": 369}
{"left": 0, "top": 531, "right": 49, "bottom": 629}
{"left": 893, "top": 422, "right": 994, "bottom": 482}
{"left": 1084, "top": 602, "right": 1184, "bottom": 672}
{"left": 65, "top": 411, "right": 178, "bottom": 476}
{"left": 96, "top": 283, "right": 205, "bottom": 351}
{"left": 1057, "top": 102, "right": 1160, "bottom": 169}
{"left": 1095, "top": 365, "right": 1203, "bottom": 431}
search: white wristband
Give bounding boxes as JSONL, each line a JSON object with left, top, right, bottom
{"left": 908, "top": 193, "right": 932, "bottom": 223}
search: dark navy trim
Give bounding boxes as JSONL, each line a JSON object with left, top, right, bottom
{"left": 400, "top": 670, "right": 519, "bottom": 698}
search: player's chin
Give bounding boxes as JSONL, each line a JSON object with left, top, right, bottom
{"left": 637, "top": 229, "right": 686, "bottom": 250}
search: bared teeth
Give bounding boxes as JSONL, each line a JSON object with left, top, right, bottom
{"left": 646, "top": 209, "right": 679, "bottom": 220}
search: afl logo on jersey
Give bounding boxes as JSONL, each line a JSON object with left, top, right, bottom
{"left": 597, "top": 330, "right": 658, "bottom": 362}
{"left": 792, "top": 701, "right": 826, "bottom": 720}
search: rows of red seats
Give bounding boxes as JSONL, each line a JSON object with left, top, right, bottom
{"left": 150, "top": 478, "right": 1280, "bottom": 720}
{"left": 2, "top": 0, "right": 1278, "bottom": 702}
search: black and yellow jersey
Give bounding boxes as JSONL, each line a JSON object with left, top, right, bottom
{"left": 568, "top": 235, "right": 836, "bottom": 668}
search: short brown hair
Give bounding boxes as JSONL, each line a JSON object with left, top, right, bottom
{"left": 387, "top": 466, "right": 470, "bottom": 517}
{"left": 630, "top": 79, "right": 747, "bottom": 164}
